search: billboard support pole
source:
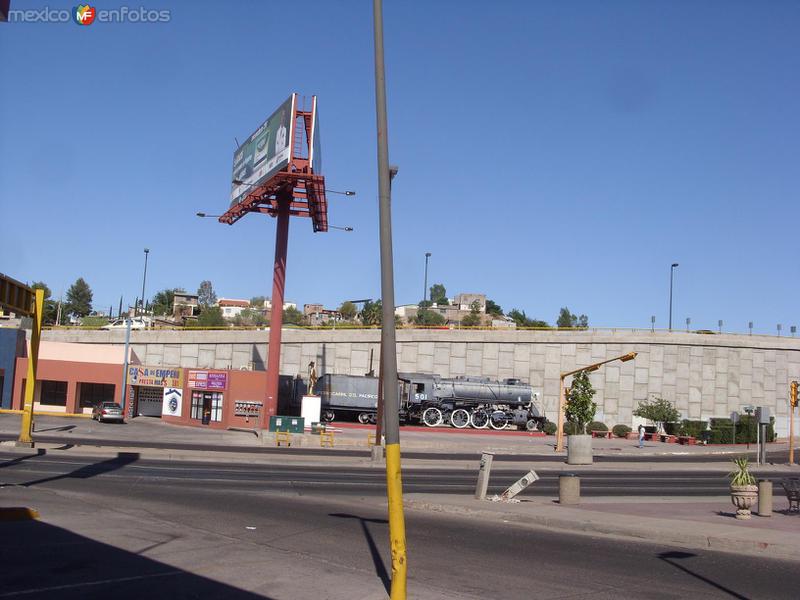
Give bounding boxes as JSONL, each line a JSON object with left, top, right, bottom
{"left": 263, "top": 191, "right": 291, "bottom": 428}
{"left": 18, "top": 289, "right": 44, "bottom": 447}
{"left": 373, "top": 0, "right": 406, "bottom": 596}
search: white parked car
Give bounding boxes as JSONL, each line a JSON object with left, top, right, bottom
{"left": 100, "top": 317, "right": 150, "bottom": 330}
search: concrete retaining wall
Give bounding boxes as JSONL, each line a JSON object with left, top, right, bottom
{"left": 42, "top": 328, "right": 800, "bottom": 435}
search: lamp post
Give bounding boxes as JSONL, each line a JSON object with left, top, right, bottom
{"left": 555, "top": 352, "right": 637, "bottom": 453}
{"left": 373, "top": 0, "right": 406, "bottom": 595}
{"left": 669, "top": 263, "right": 678, "bottom": 331}
{"left": 423, "top": 252, "right": 431, "bottom": 303}
{"left": 139, "top": 248, "right": 150, "bottom": 317}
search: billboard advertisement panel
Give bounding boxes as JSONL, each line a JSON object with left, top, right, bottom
{"left": 309, "top": 96, "right": 322, "bottom": 174}
{"left": 230, "top": 94, "right": 295, "bottom": 207}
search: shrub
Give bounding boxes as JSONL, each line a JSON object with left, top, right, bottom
{"left": 612, "top": 424, "right": 632, "bottom": 438}
{"left": 681, "top": 420, "right": 708, "bottom": 439}
{"left": 542, "top": 422, "right": 557, "bottom": 435}
{"left": 709, "top": 428, "right": 734, "bottom": 444}
{"left": 563, "top": 422, "right": 584, "bottom": 436}
{"left": 587, "top": 421, "right": 608, "bottom": 432}
{"left": 664, "top": 422, "right": 682, "bottom": 436}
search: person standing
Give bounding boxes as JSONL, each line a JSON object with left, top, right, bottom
{"left": 638, "top": 424, "right": 646, "bottom": 448}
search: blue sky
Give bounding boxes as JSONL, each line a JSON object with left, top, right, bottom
{"left": 1, "top": 0, "right": 798, "bottom": 333}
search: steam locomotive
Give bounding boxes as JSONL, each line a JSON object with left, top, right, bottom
{"left": 298, "top": 372, "right": 547, "bottom": 431}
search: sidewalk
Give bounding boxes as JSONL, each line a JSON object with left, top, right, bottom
{"left": 404, "top": 492, "right": 800, "bottom": 562}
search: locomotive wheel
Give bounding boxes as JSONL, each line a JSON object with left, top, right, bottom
{"left": 322, "top": 410, "right": 335, "bottom": 423}
{"left": 422, "top": 407, "right": 443, "bottom": 427}
{"left": 358, "top": 412, "right": 371, "bottom": 425}
{"left": 450, "top": 409, "right": 470, "bottom": 429}
{"left": 470, "top": 409, "right": 490, "bottom": 429}
{"left": 526, "top": 419, "right": 539, "bottom": 432}
{"left": 489, "top": 410, "right": 508, "bottom": 430}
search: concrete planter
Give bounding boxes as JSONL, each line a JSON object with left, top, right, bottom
{"left": 567, "top": 434, "right": 593, "bottom": 465}
{"left": 730, "top": 484, "right": 758, "bottom": 519}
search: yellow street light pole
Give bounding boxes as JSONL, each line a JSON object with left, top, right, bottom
{"left": 18, "top": 289, "right": 44, "bottom": 447}
{"left": 555, "top": 352, "right": 637, "bottom": 453}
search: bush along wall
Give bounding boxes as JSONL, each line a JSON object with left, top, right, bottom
{"left": 706, "top": 415, "right": 776, "bottom": 444}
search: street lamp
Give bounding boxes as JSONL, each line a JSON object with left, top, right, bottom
{"left": 329, "top": 225, "right": 354, "bottom": 232}
{"left": 138, "top": 248, "right": 149, "bottom": 317}
{"left": 669, "top": 263, "right": 679, "bottom": 331}
{"left": 196, "top": 212, "right": 223, "bottom": 218}
{"left": 423, "top": 252, "right": 431, "bottom": 303}
{"left": 555, "top": 352, "right": 637, "bottom": 453}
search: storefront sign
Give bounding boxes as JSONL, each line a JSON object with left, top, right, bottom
{"left": 162, "top": 388, "right": 183, "bottom": 417}
{"left": 128, "top": 366, "right": 183, "bottom": 388}
{"left": 188, "top": 370, "right": 228, "bottom": 390}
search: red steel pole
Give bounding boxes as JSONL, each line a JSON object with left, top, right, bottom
{"left": 263, "top": 192, "right": 291, "bottom": 427}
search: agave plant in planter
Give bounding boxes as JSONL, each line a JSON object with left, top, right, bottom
{"left": 729, "top": 456, "right": 758, "bottom": 520}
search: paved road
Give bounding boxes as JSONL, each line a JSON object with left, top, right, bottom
{"left": 1, "top": 452, "right": 798, "bottom": 599}
{"left": 0, "top": 451, "right": 774, "bottom": 497}
{"left": 0, "top": 432, "right": 786, "bottom": 463}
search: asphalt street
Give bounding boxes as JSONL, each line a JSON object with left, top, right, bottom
{"left": 1, "top": 452, "right": 799, "bottom": 599}
{"left": 0, "top": 432, "right": 786, "bottom": 463}
{"left": 0, "top": 451, "right": 746, "bottom": 496}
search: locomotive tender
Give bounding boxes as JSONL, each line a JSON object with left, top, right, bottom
{"left": 312, "top": 372, "right": 547, "bottom": 431}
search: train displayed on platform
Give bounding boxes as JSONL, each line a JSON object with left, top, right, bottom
{"left": 284, "top": 372, "right": 547, "bottom": 431}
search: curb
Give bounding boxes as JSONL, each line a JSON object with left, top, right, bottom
{"left": 404, "top": 498, "right": 799, "bottom": 562}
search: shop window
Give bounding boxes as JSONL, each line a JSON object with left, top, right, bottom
{"left": 210, "top": 392, "right": 223, "bottom": 422}
{"left": 40, "top": 380, "right": 67, "bottom": 406}
{"left": 191, "top": 392, "right": 203, "bottom": 420}
{"left": 191, "top": 391, "right": 223, "bottom": 422}
{"left": 79, "top": 383, "right": 115, "bottom": 408}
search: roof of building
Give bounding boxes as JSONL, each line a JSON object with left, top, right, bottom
{"left": 218, "top": 299, "right": 250, "bottom": 308}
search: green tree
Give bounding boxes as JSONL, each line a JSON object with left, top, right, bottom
{"left": 633, "top": 395, "right": 681, "bottom": 433}
{"left": 557, "top": 307, "right": 589, "bottom": 329}
{"left": 65, "top": 277, "right": 93, "bottom": 318}
{"left": 250, "top": 295, "right": 267, "bottom": 308}
{"left": 197, "top": 280, "right": 217, "bottom": 307}
{"left": 508, "top": 308, "right": 548, "bottom": 328}
{"left": 189, "top": 306, "right": 226, "bottom": 328}
{"left": 151, "top": 288, "right": 185, "bottom": 316}
{"left": 338, "top": 301, "right": 357, "bottom": 321}
{"left": 359, "top": 300, "right": 382, "bottom": 326}
{"left": 30, "top": 281, "right": 58, "bottom": 324}
{"left": 282, "top": 306, "right": 305, "bottom": 325}
{"left": 460, "top": 300, "right": 483, "bottom": 327}
{"left": 414, "top": 308, "right": 446, "bottom": 326}
{"left": 429, "top": 283, "right": 448, "bottom": 305}
{"left": 564, "top": 370, "right": 597, "bottom": 434}
{"left": 233, "top": 308, "right": 267, "bottom": 327}
{"left": 485, "top": 299, "right": 503, "bottom": 317}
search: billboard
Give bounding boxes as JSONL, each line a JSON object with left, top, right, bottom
{"left": 188, "top": 370, "right": 228, "bottom": 390}
{"left": 230, "top": 94, "right": 296, "bottom": 207}
{"left": 128, "top": 366, "right": 183, "bottom": 388}
{"left": 309, "top": 96, "right": 322, "bottom": 173}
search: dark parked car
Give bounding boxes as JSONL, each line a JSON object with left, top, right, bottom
{"left": 92, "top": 402, "right": 124, "bottom": 423}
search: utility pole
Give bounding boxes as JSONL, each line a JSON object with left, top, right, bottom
{"left": 423, "top": 252, "right": 431, "bottom": 303}
{"left": 373, "top": 0, "right": 406, "bottom": 596}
